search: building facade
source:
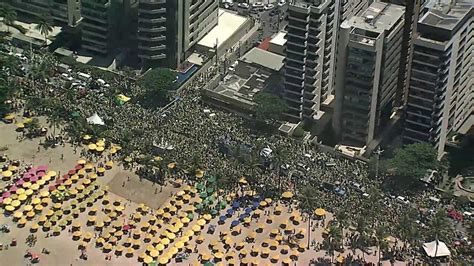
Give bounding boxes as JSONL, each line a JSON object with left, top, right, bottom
{"left": 333, "top": 2, "right": 405, "bottom": 147}
{"left": 404, "top": 1, "right": 473, "bottom": 158}
{"left": 137, "top": 0, "right": 218, "bottom": 69}
{"left": 10, "top": 0, "right": 81, "bottom": 28}
{"left": 283, "top": 0, "right": 340, "bottom": 122}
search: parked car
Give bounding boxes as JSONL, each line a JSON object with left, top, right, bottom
{"left": 264, "top": 4, "right": 274, "bottom": 10}
{"left": 237, "top": 3, "right": 250, "bottom": 9}
{"left": 278, "top": 0, "right": 287, "bottom": 7}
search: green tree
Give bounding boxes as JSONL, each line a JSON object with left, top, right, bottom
{"left": 137, "top": 68, "right": 176, "bottom": 105}
{"left": 325, "top": 224, "right": 343, "bottom": 263}
{"left": 375, "top": 225, "right": 389, "bottom": 264}
{"left": 0, "top": 4, "right": 17, "bottom": 33}
{"left": 34, "top": 14, "right": 53, "bottom": 45}
{"left": 253, "top": 92, "right": 288, "bottom": 123}
{"left": 297, "top": 184, "right": 321, "bottom": 213}
{"left": 272, "top": 145, "right": 288, "bottom": 189}
{"left": 428, "top": 209, "right": 450, "bottom": 243}
{"left": 387, "top": 143, "right": 442, "bottom": 187}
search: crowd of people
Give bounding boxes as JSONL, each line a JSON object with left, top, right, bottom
{"left": 4, "top": 50, "right": 471, "bottom": 264}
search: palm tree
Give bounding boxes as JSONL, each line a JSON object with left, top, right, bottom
{"left": 0, "top": 4, "right": 17, "bottom": 33}
{"left": 428, "top": 209, "right": 450, "bottom": 257}
{"left": 271, "top": 145, "right": 288, "bottom": 189}
{"left": 375, "top": 225, "right": 389, "bottom": 264}
{"left": 354, "top": 217, "right": 369, "bottom": 257}
{"left": 34, "top": 14, "right": 53, "bottom": 45}
{"left": 325, "top": 224, "right": 343, "bottom": 263}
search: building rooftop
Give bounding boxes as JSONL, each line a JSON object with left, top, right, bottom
{"left": 205, "top": 48, "right": 283, "bottom": 112}
{"left": 290, "top": 0, "right": 325, "bottom": 8}
{"left": 345, "top": 2, "right": 405, "bottom": 35}
{"left": 419, "top": 0, "right": 473, "bottom": 31}
{"left": 240, "top": 48, "right": 285, "bottom": 72}
{"left": 270, "top": 31, "right": 287, "bottom": 46}
{"left": 198, "top": 9, "right": 248, "bottom": 49}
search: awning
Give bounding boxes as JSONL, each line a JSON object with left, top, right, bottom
{"left": 423, "top": 240, "right": 451, "bottom": 257}
{"left": 86, "top": 113, "right": 104, "bottom": 125}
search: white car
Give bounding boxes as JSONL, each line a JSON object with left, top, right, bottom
{"left": 264, "top": 4, "right": 274, "bottom": 10}
{"left": 61, "top": 73, "right": 74, "bottom": 81}
{"left": 252, "top": 2, "right": 264, "bottom": 9}
{"left": 238, "top": 3, "right": 250, "bottom": 9}
{"left": 278, "top": 0, "right": 287, "bottom": 7}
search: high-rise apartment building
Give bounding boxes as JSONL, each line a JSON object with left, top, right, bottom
{"left": 137, "top": 0, "right": 219, "bottom": 69}
{"left": 80, "top": 0, "right": 116, "bottom": 54}
{"left": 80, "top": 0, "right": 137, "bottom": 55}
{"left": 338, "top": 0, "right": 369, "bottom": 24}
{"left": 382, "top": 0, "right": 425, "bottom": 108}
{"left": 404, "top": 1, "right": 473, "bottom": 158}
{"left": 333, "top": 2, "right": 405, "bottom": 147}
{"left": 283, "top": 0, "right": 340, "bottom": 122}
{"left": 10, "top": 0, "right": 81, "bottom": 28}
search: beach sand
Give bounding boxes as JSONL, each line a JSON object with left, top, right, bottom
{"left": 0, "top": 118, "right": 403, "bottom": 265}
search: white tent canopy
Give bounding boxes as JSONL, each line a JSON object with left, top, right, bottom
{"left": 86, "top": 113, "right": 104, "bottom": 126}
{"left": 423, "top": 240, "right": 451, "bottom": 257}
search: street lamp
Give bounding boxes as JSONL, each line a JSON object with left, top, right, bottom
{"left": 373, "top": 146, "right": 384, "bottom": 179}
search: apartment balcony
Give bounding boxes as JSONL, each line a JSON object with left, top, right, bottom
{"left": 284, "top": 79, "right": 304, "bottom": 89}
{"left": 138, "top": 53, "right": 166, "bottom": 60}
{"left": 283, "top": 94, "right": 303, "bottom": 104}
{"left": 138, "top": 7, "right": 166, "bottom": 15}
{"left": 284, "top": 63, "right": 304, "bottom": 73}
{"left": 287, "top": 22, "right": 308, "bottom": 31}
{"left": 138, "top": 16, "right": 166, "bottom": 24}
{"left": 82, "top": 20, "right": 109, "bottom": 31}
{"left": 83, "top": 29, "right": 108, "bottom": 40}
{"left": 286, "top": 31, "right": 308, "bottom": 40}
{"left": 82, "top": 35, "right": 108, "bottom": 46}
{"left": 286, "top": 46, "right": 306, "bottom": 57}
{"left": 137, "top": 35, "right": 166, "bottom": 42}
{"left": 285, "top": 70, "right": 304, "bottom": 80}
{"left": 288, "top": 14, "right": 309, "bottom": 24}
{"left": 138, "top": 26, "right": 167, "bottom": 33}
{"left": 138, "top": 44, "right": 166, "bottom": 51}
{"left": 82, "top": 44, "right": 107, "bottom": 54}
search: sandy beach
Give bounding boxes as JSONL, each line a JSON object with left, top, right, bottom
{"left": 0, "top": 118, "right": 404, "bottom": 266}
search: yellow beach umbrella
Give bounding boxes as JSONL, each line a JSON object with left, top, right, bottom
{"left": 282, "top": 191, "right": 294, "bottom": 199}
{"left": 30, "top": 184, "right": 40, "bottom": 190}
{"left": 31, "top": 198, "right": 41, "bottom": 205}
{"left": 3, "top": 197, "right": 12, "bottom": 205}
{"left": 143, "top": 256, "right": 153, "bottom": 264}
{"left": 31, "top": 223, "right": 39, "bottom": 231}
{"left": 5, "top": 205, "right": 15, "bottom": 212}
{"left": 314, "top": 208, "right": 326, "bottom": 216}
{"left": 26, "top": 211, "right": 35, "bottom": 218}
{"left": 11, "top": 199, "right": 21, "bottom": 207}
{"left": 2, "top": 170, "right": 13, "bottom": 178}
{"left": 16, "top": 188, "right": 25, "bottom": 195}
{"left": 23, "top": 205, "right": 33, "bottom": 212}
{"left": 158, "top": 256, "right": 169, "bottom": 264}
{"left": 25, "top": 189, "right": 33, "bottom": 196}
{"left": 40, "top": 191, "right": 50, "bottom": 197}
{"left": 13, "top": 211, "right": 23, "bottom": 218}
{"left": 155, "top": 243, "right": 165, "bottom": 251}
{"left": 18, "top": 194, "right": 27, "bottom": 201}
{"left": 87, "top": 143, "right": 97, "bottom": 150}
